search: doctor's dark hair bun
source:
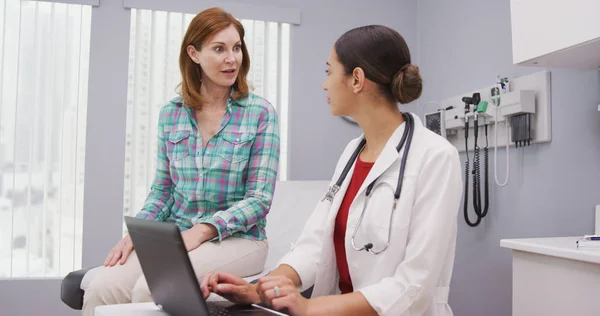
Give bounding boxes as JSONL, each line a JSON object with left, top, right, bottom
{"left": 334, "top": 25, "right": 423, "bottom": 104}
{"left": 392, "top": 64, "right": 422, "bottom": 104}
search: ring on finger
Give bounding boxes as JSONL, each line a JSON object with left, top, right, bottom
{"left": 274, "top": 285, "right": 280, "bottom": 298}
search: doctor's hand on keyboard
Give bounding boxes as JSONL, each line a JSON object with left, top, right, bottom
{"left": 202, "top": 272, "right": 312, "bottom": 315}
{"left": 201, "top": 272, "right": 261, "bottom": 305}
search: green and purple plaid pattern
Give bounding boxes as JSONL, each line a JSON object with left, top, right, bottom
{"left": 135, "top": 92, "right": 280, "bottom": 241}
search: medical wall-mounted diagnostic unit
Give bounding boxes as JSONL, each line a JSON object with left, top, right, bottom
{"left": 426, "top": 70, "right": 552, "bottom": 152}
{"left": 423, "top": 70, "right": 552, "bottom": 227}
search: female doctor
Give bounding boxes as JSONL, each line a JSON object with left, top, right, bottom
{"left": 201, "top": 25, "right": 463, "bottom": 316}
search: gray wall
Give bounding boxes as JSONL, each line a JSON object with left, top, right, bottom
{"left": 230, "top": 0, "right": 419, "bottom": 180}
{"left": 417, "top": 1, "right": 600, "bottom": 316}
{"left": 286, "top": 0, "right": 418, "bottom": 180}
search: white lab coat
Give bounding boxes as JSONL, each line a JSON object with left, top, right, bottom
{"left": 278, "top": 114, "right": 462, "bottom": 316}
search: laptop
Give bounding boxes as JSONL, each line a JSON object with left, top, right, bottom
{"left": 125, "top": 216, "right": 287, "bottom": 316}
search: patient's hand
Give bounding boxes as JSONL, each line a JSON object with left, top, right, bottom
{"left": 182, "top": 224, "right": 218, "bottom": 252}
{"left": 104, "top": 235, "right": 134, "bottom": 267}
{"left": 201, "top": 272, "right": 260, "bottom": 305}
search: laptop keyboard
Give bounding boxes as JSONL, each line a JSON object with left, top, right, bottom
{"left": 208, "top": 304, "right": 234, "bottom": 316}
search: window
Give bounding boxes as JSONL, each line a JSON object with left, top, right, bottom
{"left": 0, "top": 0, "right": 91, "bottom": 278}
{"left": 122, "top": 9, "right": 290, "bottom": 221}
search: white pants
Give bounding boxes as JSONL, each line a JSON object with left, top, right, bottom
{"left": 82, "top": 237, "right": 268, "bottom": 316}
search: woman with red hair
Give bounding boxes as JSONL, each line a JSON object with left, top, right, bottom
{"left": 82, "top": 8, "right": 280, "bottom": 315}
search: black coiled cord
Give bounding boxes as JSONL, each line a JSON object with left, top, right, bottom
{"left": 482, "top": 125, "right": 490, "bottom": 217}
{"left": 463, "top": 118, "right": 481, "bottom": 227}
{"left": 464, "top": 116, "right": 491, "bottom": 227}
{"left": 473, "top": 136, "right": 481, "bottom": 215}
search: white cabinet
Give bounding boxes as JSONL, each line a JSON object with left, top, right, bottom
{"left": 501, "top": 237, "right": 600, "bottom": 316}
{"left": 510, "top": 0, "right": 600, "bottom": 69}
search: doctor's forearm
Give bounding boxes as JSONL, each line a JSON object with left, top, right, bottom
{"left": 308, "top": 292, "right": 377, "bottom": 316}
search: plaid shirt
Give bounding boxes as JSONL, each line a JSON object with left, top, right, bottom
{"left": 135, "top": 92, "right": 280, "bottom": 241}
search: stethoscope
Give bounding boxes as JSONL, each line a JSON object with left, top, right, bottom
{"left": 322, "top": 112, "right": 414, "bottom": 254}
